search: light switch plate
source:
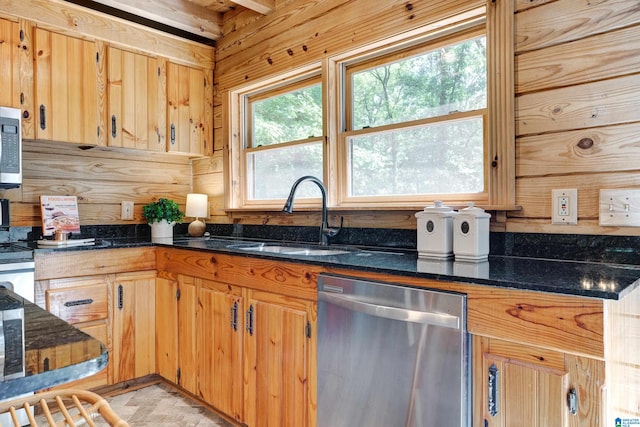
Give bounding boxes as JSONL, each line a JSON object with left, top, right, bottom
{"left": 552, "top": 189, "right": 577, "bottom": 225}
{"left": 121, "top": 201, "right": 134, "bottom": 220}
{"left": 599, "top": 189, "right": 640, "bottom": 226}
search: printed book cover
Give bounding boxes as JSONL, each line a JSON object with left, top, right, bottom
{"left": 40, "top": 195, "right": 81, "bottom": 236}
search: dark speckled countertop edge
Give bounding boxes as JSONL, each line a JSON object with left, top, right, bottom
{"left": 31, "top": 236, "right": 640, "bottom": 300}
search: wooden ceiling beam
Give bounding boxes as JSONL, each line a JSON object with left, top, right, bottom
{"left": 232, "top": 0, "right": 275, "bottom": 15}
{"left": 86, "top": 0, "right": 223, "bottom": 39}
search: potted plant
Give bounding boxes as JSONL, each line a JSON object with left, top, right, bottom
{"left": 142, "top": 198, "right": 184, "bottom": 243}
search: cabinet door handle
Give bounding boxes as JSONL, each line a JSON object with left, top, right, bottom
{"left": 170, "top": 123, "right": 176, "bottom": 145}
{"left": 488, "top": 363, "right": 499, "bottom": 417}
{"left": 230, "top": 301, "right": 238, "bottom": 331}
{"left": 39, "top": 105, "right": 46, "bottom": 130}
{"left": 63, "top": 298, "right": 93, "bottom": 307}
{"left": 111, "top": 115, "right": 117, "bottom": 138}
{"left": 118, "top": 284, "right": 124, "bottom": 310}
{"left": 567, "top": 388, "right": 578, "bottom": 415}
{"left": 245, "top": 304, "right": 254, "bottom": 336}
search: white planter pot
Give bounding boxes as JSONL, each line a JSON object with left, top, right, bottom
{"left": 149, "top": 220, "right": 175, "bottom": 244}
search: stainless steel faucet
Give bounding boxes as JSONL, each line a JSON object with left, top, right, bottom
{"left": 282, "top": 176, "right": 342, "bottom": 245}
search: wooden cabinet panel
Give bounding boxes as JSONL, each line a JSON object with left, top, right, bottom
{"left": 198, "top": 278, "right": 243, "bottom": 423}
{"left": 111, "top": 272, "right": 157, "bottom": 383}
{"left": 474, "top": 336, "right": 604, "bottom": 427}
{"left": 244, "top": 289, "right": 313, "bottom": 427}
{"left": 156, "top": 276, "right": 179, "bottom": 382}
{"left": 34, "top": 28, "right": 102, "bottom": 145}
{"left": 177, "top": 274, "right": 198, "bottom": 394}
{"left": 167, "top": 62, "right": 211, "bottom": 155}
{"left": 108, "top": 46, "right": 164, "bottom": 151}
{"left": 46, "top": 283, "right": 108, "bottom": 324}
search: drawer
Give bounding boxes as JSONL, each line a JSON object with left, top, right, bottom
{"left": 46, "top": 283, "right": 108, "bottom": 324}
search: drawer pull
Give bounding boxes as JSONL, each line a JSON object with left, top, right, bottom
{"left": 64, "top": 298, "right": 94, "bottom": 307}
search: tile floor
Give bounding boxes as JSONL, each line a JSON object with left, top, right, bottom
{"left": 94, "top": 383, "right": 235, "bottom": 427}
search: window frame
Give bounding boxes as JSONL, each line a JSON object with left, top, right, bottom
{"left": 337, "top": 24, "right": 489, "bottom": 207}
{"left": 226, "top": 2, "right": 515, "bottom": 212}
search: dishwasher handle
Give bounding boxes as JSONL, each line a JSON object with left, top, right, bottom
{"left": 319, "top": 291, "right": 461, "bottom": 330}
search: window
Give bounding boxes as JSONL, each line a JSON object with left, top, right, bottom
{"left": 228, "top": 3, "right": 514, "bottom": 211}
{"left": 244, "top": 76, "right": 323, "bottom": 202}
{"left": 340, "top": 27, "right": 487, "bottom": 205}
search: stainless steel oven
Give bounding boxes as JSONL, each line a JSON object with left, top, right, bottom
{"left": 318, "top": 274, "right": 470, "bottom": 427}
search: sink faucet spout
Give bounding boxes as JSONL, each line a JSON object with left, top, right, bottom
{"left": 282, "top": 176, "right": 342, "bottom": 245}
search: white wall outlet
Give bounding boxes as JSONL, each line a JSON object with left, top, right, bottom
{"left": 121, "top": 201, "right": 134, "bottom": 220}
{"left": 552, "top": 189, "right": 578, "bottom": 225}
{"left": 599, "top": 189, "right": 640, "bottom": 226}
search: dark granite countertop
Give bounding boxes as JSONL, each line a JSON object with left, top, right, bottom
{"left": 30, "top": 236, "right": 640, "bottom": 300}
{"left": 0, "top": 288, "right": 108, "bottom": 400}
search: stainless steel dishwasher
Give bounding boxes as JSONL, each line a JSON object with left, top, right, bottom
{"left": 317, "top": 274, "right": 470, "bottom": 427}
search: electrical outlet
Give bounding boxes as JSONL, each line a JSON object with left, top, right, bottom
{"left": 121, "top": 201, "right": 134, "bottom": 220}
{"left": 552, "top": 189, "right": 577, "bottom": 225}
{"left": 599, "top": 189, "right": 640, "bottom": 226}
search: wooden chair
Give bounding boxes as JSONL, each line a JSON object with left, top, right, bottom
{"left": 0, "top": 389, "right": 129, "bottom": 426}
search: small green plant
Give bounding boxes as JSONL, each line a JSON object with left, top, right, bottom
{"left": 142, "top": 198, "right": 184, "bottom": 224}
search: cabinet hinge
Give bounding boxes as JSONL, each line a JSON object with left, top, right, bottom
{"left": 305, "top": 321, "right": 312, "bottom": 338}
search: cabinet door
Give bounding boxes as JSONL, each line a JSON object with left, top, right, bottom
{"left": 156, "top": 276, "right": 179, "bottom": 382}
{"left": 198, "top": 278, "right": 243, "bottom": 423}
{"left": 111, "top": 272, "right": 156, "bottom": 383}
{"left": 244, "top": 290, "right": 315, "bottom": 427}
{"left": 475, "top": 337, "right": 604, "bottom": 427}
{"left": 167, "top": 62, "right": 211, "bottom": 155}
{"left": 0, "top": 18, "right": 34, "bottom": 138}
{"left": 34, "top": 28, "right": 103, "bottom": 145}
{"left": 108, "top": 47, "right": 164, "bottom": 151}
{"left": 177, "top": 274, "right": 198, "bottom": 393}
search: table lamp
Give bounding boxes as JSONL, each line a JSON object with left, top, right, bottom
{"left": 185, "top": 193, "right": 208, "bottom": 237}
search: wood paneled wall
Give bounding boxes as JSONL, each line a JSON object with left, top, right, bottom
{"left": 7, "top": 140, "right": 191, "bottom": 227}
{"left": 203, "top": 0, "right": 640, "bottom": 235}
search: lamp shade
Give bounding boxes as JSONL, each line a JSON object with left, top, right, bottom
{"left": 185, "top": 193, "right": 208, "bottom": 218}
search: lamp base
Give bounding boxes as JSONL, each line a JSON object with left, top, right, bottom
{"left": 188, "top": 219, "right": 206, "bottom": 237}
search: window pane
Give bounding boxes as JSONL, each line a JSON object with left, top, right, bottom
{"left": 248, "top": 143, "right": 323, "bottom": 200}
{"left": 351, "top": 36, "right": 486, "bottom": 129}
{"left": 251, "top": 84, "right": 323, "bottom": 147}
{"left": 348, "top": 117, "right": 484, "bottom": 196}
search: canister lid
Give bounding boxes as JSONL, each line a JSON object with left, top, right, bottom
{"left": 458, "top": 202, "right": 491, "bottom": 218}
{"left": 415, "top": 200, "right": 456, "bottom": 218}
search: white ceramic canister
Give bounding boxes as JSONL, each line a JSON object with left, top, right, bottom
{"left": 453, "top": 202, "right": 491, "bottom": 261}
{"left": 415, "top": 201, "right": 457, "bottom": 259}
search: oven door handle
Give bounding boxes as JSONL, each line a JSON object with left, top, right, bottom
{"left": 319, "top": 291, "right": 460, "bottom": 329}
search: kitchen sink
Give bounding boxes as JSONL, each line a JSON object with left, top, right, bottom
{"left": 228, "top": 243, "right": 350, "bottom": 256}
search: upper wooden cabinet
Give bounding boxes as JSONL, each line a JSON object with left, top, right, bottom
{"left": 34, "top": 28, "right": 104, "bottom": 145}
{"left": 167, "top": 62, "right": 213, "bottom": 156}
{"left": 107, "top": 47, "right": 165, "bottom": 152}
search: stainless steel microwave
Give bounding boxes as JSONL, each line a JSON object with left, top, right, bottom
{"left": 0, "top": 107, "right": 22, "bottom": 189}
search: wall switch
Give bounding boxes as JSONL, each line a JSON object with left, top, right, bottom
{"left": 121, "top": 201, "right": 134, "bottom": 220}
{"left": 599, "top": 189, "right": 640, "bottom": 226}
{"left": 552, "top": 189, "right": 578, "bottom": 225}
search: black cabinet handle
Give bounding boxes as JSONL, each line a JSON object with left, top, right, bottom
{"left": 39, "top": 104, "right": 46, "bottom": 130}
{"left": 488, "top": 363, "right": 499, "bottom": 417}
{"left": 64, "top": 298, "right": 93, "bottom": 307}
{"left": 111, "top": 115, "right": 117, "bottom": 138}
{"left": 230, "top": 301, "right": 238, "bottom": 331}
{"left": 170, "top": 123, "right": 176, "bottom": 145}
{"left": 246, "top": 304, "right": 254, "bottom": 336}
{"left": 118, "top": 284, "right": 124, "bottom": 310}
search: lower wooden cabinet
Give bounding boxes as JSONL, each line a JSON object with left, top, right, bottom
{"left": 111, "top": 271, "right": 157, "bottom": 383}
{"left": 155, "top": 271, "right": 315, "bottom": 427}
{"left": 45, "top": 276, "right": 110, "bottom": 389}
{"left": 244, "top": 289, "right": 315, "bottom": 427}
{"left": 474, "top": 336, "right": 605, "bottom": 427}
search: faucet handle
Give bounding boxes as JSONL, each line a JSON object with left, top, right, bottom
{"left": 323, "top": 216, "right": 343, "bottom": 238}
